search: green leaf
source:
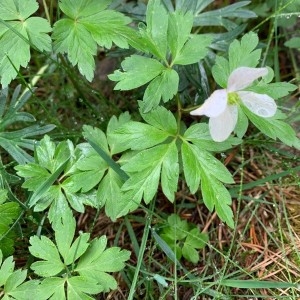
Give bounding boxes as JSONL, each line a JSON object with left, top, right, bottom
{"left": 106, "top": 112, "right": 131, "bottom": 155}
{"left": 53, "top": 19, "right": 96, "bottom": 81}
{"left": 162, "top": 214, "right": 189, "bottom": 241}
{"left": 38, "top": 277, "right": 66, "bottom": 300}
{"left": 108, "top": 55, "right": 165, "bottom": 90}
{"left": 28, "top": 157, "right": 70, "bottom": 208}
{"left": 243, "top": 107, "right": 300, "bottom": 149}
{"left": 0, "top": 202, "right": 20, "bottom": 228}
{"left": 181, "top": 142, "right": 201, "bottom": 194}
{"left": 4, "top": 269, "right": 27, "bottom": 293}
{"left": 247, "top": 82, "right": 297, "bottom": 99}
{"left": 0, "top": 189, "right": 8, "bottom": 204}
{"left": 53, "top": 0, "right": 131, "bottom": 81}
{"left": 185, "top": 228, "right": 208, "bottom": 249}
{"left": 212, "top": 32, "right": 260, "bottom": 88}
{"left": 15, "top": 163, "right": 50, "bottom": 191}
{"left": 53, "top": 210, "right": 76, "bottom": 264}
{"left": 0, "top": 1, "right": 38, "bottom": 19}
{"left": 0, "top": 1, "right": 51, "bottom": 86}
{"left": 146, "top": 0, "right": 169, "bottom": 59}
{"left": 161, "top": 142, "right": 179, "bottom": 201}
{"left": 139, "top": 103, "right": 177, "bottom": 135}
{"left": 7, "top": 280, "right": 40, "bottom": 300}
{"left": 0, "top": 254, "right": 14, "bottom": 286}
{"left": 211, "top": 56, "right": 230, "bottom": 88}
{"left": 64, "top": 150, "right": 107, "bottom": 193}
{"left": 52, "top": 210, "right": 90, "bottom": 266}
{"left": 82, "top": 125, "right": 128, "bottom": 182}
{"left": 200, "top": 170, "right": 234, "bottom": 228}
{"left": 181, "top": 244, "right": 199, "bottom": 264}
{"left": 284, "top": 37, "right": 300, "bottom": 49}
{"left": 193, "top": 1, "right": 256, "bottom": 28}
{"left": 121, "top": 142, "right": 179, "bottom": 203}
{"left": 110, "top": 121, "right": 170, "bottom": 153}
{"left": 181, "top": 142, "right": 234, "bottom": 227}
{"left": 172, "top": 34, "right": 212, "bottom": 65}
{"left": 29, "top": 235, "right": 64, "bottom": 277}
{"left": 142, "top": 68, "right": 179, "bottom": 112}
{"left": 122, "top": 164, "right": 161, "bottom": 204}
{"left": 0, "top": 201, "right": 21, "bottom": 256}
{"left": 15, "top": 135, "right": 94, "bottom": 223}
{"left": 184, "top": 123, "right": 241, "bottom": 152}
{"left": 67, "top": 276, "right": 103, "bottom": 298}
{"left": 228, "top": 31, "right": 260, "bottom": 70}
{"left": 76, "top": 236, "right": 130, "bottom": 292}
{"left": 97, "top": 169, "right": 124, "bottom": 221}
{"left": 181, "top": 142, "right": 234, "bottom": 189}
{"left": 167, "top": 10, "right": 194, "bottom": 60}
{"left": 0, "top": 86, "right": 55, "bottom": 164}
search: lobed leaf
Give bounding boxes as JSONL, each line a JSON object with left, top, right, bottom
{"left": 145, "top": 0, "right": 169, "bottom": 59}
{"left": 142, "top": 68, "right": 179, "bottom": 112}
{"left": 167, "top": 10, "right": 194, "bottom": 60}
{"left": 172, "top": 34, "right": 212, "bottom": 65}
{"left": 0, "top": 0, "right": 51, "bottom": 86}
{"left": 53, "top": 0, "right": 131, "bottom": 81}
{"left": 108, "top": 55, "right": 165, "bottom": 90}
{"left": 212, "top": 32, "right": 260, "bottom": 88}
{"left": 29, "top": 235, "right": 64, "bottom": 277}
{"left": 243, "top": 107, "right": 300, "bottom": 149}
{"left": 181, "top": 141, "right": 234, "bottom": 227}
{"left": 76, "top": 236, "right": 130, "bottom": 292}
{"left": 110, "top": 121, "right": 170, "bottom": 153}
{"left": 139, "top": 103, "right": 177, "bottom": 135}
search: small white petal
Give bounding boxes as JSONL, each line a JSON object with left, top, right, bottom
{"left": 209, "top": 105, "right": 238, "bottom": 142}
{"left": 190, "top": 89, "right": 227, "bottom": 118}
{"left": 227, "top": 67, "right": 268, "bottom": 92}
{"left": 238, "top": 91, "right": 277, "bottom": 117}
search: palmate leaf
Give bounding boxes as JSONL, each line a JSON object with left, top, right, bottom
{"left": 110, "top": 0, "right": 212, "bottom": 111}
{"left": 0, "top": 0, "right": 52, "bottom": 87}
{"left": 108, "top": 55, "right": 165, "bottom": 90}
{"left": 15, "top": 135, "right": 95, "bottom": 224}
{"left": 29, "top": 212, "right": 127, "bottom": 299}
{"left": 0, "top": 85, "right": 55, "bottom": 164}
{"left": 109, "top": 106, "right": 179, "bottom": 217}
{"left": 53, "top": 0, "right": 132, "bottom": 81}
{"left": 30, "top": 211, "right": 130, "bottom": 297}
{"left": 81, "top": 124, "right": 128, "bottom": 220}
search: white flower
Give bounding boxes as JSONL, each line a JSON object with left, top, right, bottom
{"left": 190, "top": 67, "right": 277, "bottom": 142}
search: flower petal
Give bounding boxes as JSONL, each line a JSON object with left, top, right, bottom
{"left": 227, "top": 67, "right": 268, "bottom": 92}
{"left": 238, "top": 91, "right": 277, "bottom": 117}
{"left": 190, "top": 89, "right": 227, "bottom": 118}
{"left": 209, "top": 105, "right": 238, "bottom": 142}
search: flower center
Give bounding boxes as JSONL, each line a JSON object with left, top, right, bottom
{"left": 227, "top": 92, "right": 239, "bottom": 105}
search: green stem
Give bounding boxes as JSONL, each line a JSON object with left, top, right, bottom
{"left": 41, "top": 0, "right": 51, "bottom": 24}
{"left": 127, "top": 199, "right": 155, "bottom": 300}
{"left": 176, "top": 93, "right": 182, "bottom": 135}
